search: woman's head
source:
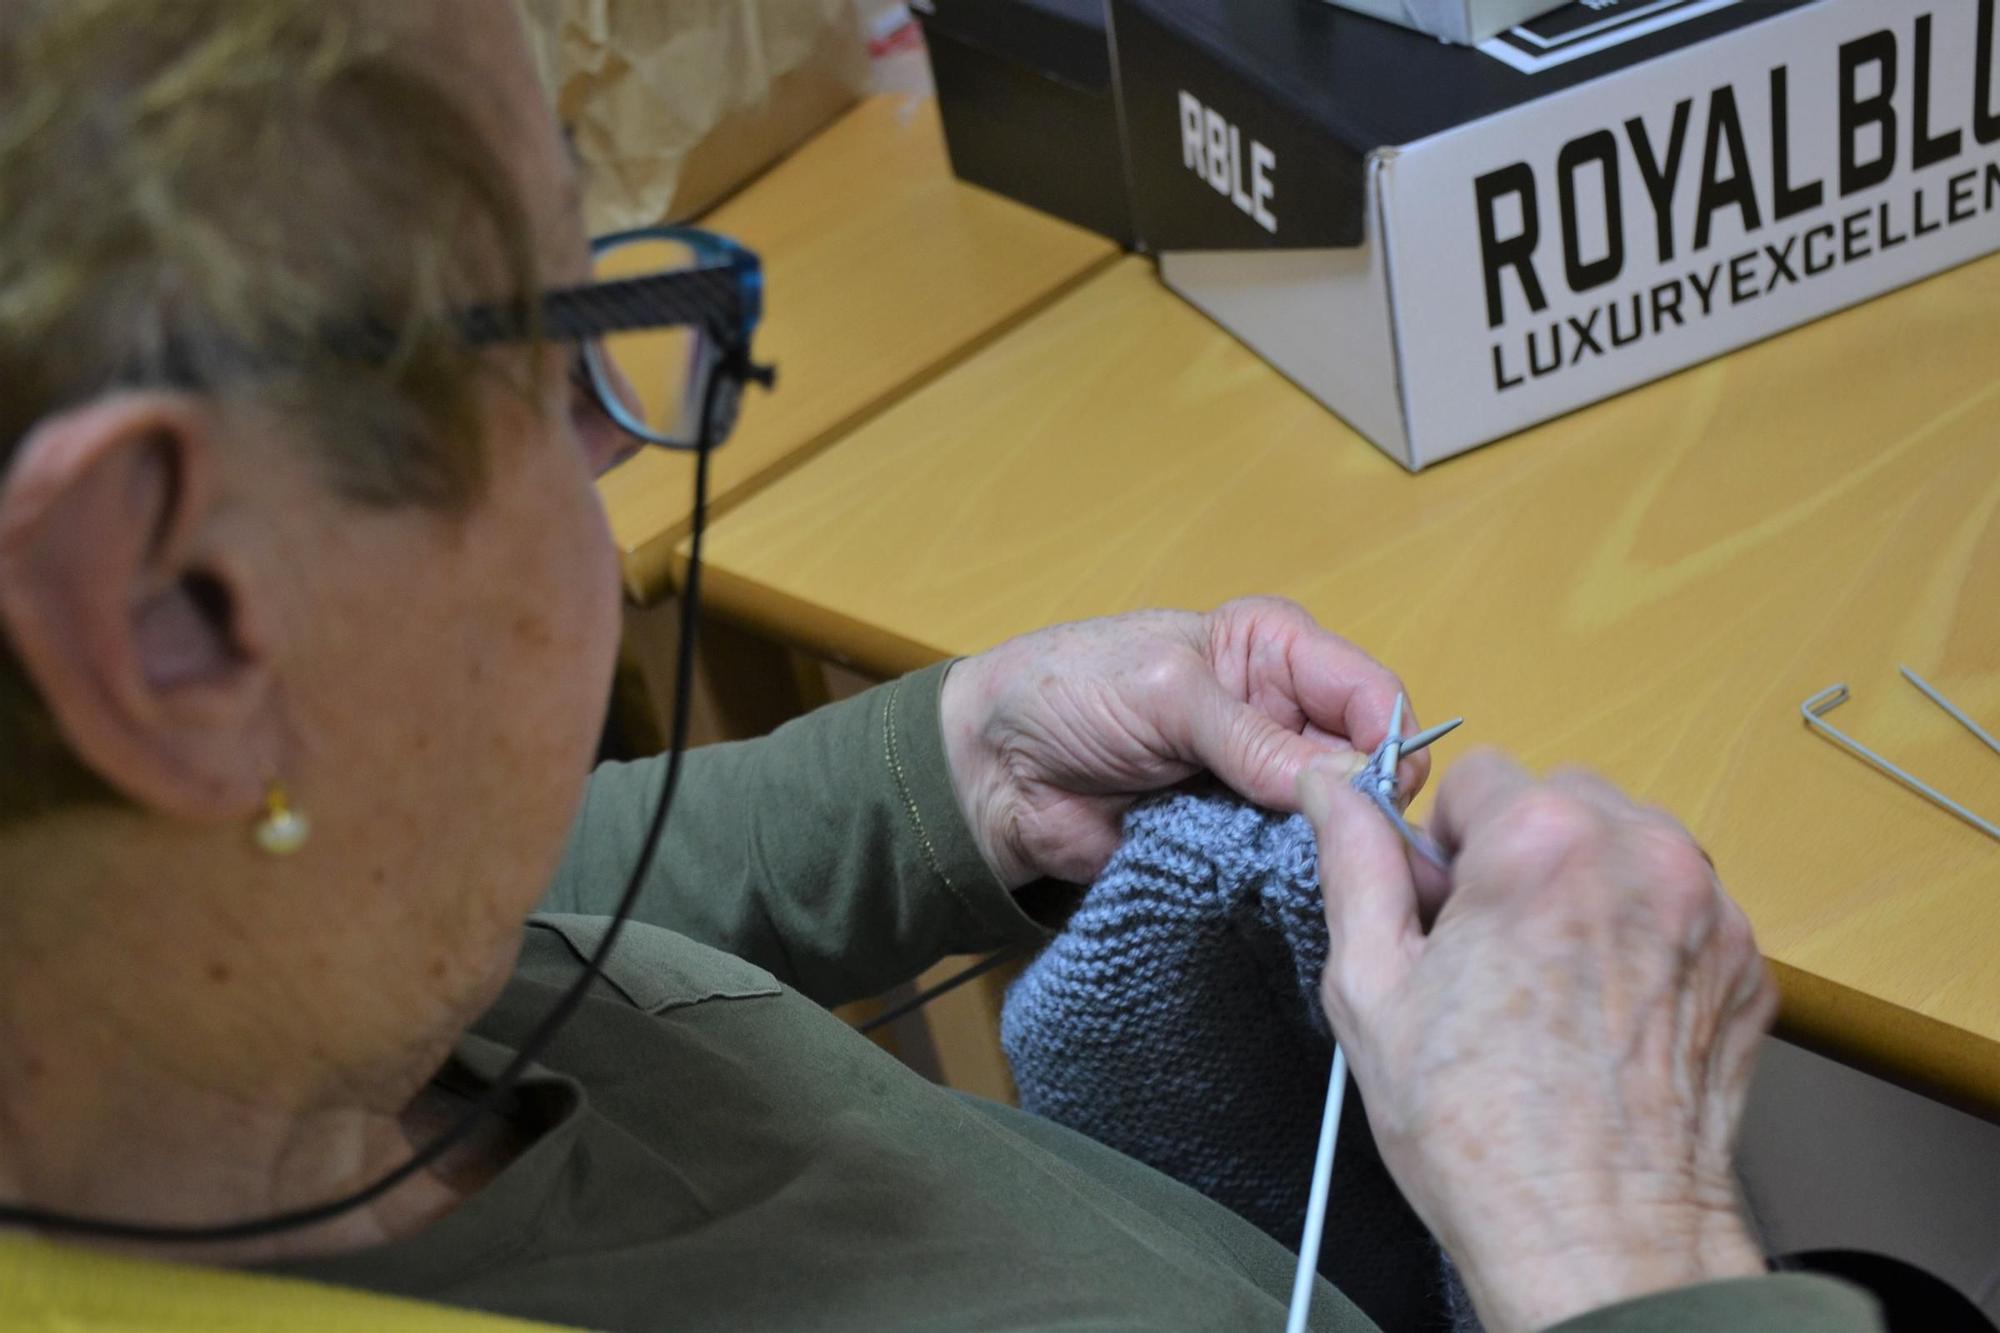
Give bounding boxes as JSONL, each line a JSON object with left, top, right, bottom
{"left": 0, "top": 1, "right": 626, "bottom": 1101}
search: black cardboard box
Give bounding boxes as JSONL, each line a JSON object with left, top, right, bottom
{"left": 916, "top": 0, "right": 1138, "bottom": 246}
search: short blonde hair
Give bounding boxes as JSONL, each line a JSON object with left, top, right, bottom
{"left": 0, "top": 0, "right": 545, "bottom": 819}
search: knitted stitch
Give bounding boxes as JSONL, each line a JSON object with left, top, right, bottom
{"left": 1002, "top": 792, "right": 1333, "bottom": 1239}
{"left": 1002, "top": 788, "right": 1477, "bottom": 1333}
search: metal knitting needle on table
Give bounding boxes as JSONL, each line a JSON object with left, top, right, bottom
{"left": 1287, "top": 695, "right": 1462, "bottom": 1333}
{"left": 1801, "top": 667, "right": 2000, "bottom": 843}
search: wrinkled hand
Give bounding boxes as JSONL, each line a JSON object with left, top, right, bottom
{"left": 940, "top": 598, "right": 1423, "bottom": 889}
{"left": 1298, "top": 750, "right": 1775, "bottom": 1333}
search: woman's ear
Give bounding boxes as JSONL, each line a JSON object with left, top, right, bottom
{"left": 0, "top": 392, "right": 279, "bottom": 823}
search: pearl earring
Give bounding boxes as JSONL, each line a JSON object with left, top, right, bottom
{"left": 254, "top": 781, "right": 311, "bottom": 856}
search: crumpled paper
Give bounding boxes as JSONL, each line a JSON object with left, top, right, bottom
{"left": 521, "top": 0, "right": 869, "bottom": 231}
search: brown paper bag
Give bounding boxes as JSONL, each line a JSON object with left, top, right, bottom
{"left": 521, "top": 0, "right": 869, "bottom": 232}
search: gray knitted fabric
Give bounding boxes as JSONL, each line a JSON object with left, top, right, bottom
{"left": 1002, "top": 791, "right": 1334, "bottom": 1240}
{"left": 1001, "top": 788, "right": 1478, "bottom": 1333}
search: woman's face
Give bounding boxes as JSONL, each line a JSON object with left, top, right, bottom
{"left": 274, "top": 346, "right": 626, "bottom": 1001}
{"left": 220, "top": 19, "right": 637, "bottom": 1054}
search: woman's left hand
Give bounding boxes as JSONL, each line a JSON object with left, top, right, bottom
{"left": 939, "top": 598, "right": 1425, "bottom": 889}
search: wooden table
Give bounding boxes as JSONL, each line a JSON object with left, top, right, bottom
{"left": 596, "top": 95, "right": 1117, "bottom": 605}
{"left": 689, "top": 253, "right": 2000, "bottom": 1116}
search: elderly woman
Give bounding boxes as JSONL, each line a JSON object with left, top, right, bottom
{"left": 0, "top": 3, "right": 1884, "bottom": 1331}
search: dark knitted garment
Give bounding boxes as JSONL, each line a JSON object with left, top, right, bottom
{"left": 1001, "top": 790, "right": 1475, "bottom": 1333}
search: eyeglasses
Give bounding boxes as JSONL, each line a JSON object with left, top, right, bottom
{"left": 459, "top": 224, "right": 774, "bottom": 453}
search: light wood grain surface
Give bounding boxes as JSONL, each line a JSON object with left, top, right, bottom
{"left": 596, "top": 95, "right": 1117, "bottom": 604}
{"left": 689, "top": 253, "right": 2000, "bottom": 1115}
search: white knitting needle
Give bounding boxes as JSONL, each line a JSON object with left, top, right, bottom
{"left": 1288, "top": 696, "right": 1459, "bottom": 1333}
{"left": 1285, "top": 1043, "right": 1348, "bottom": 1333}
{"left": 1288, "top": 695, "right": 1406, "bottom": 1333}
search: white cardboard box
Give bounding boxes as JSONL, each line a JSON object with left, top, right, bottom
{"left": 1113, "top": 0, "right": 2000, "bottom": 468}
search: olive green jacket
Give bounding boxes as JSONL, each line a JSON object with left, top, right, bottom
{"left": 268, "top": 663, "right": 1881, "bottom": 1332}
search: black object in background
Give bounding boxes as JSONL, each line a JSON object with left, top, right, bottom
{"left": 1108, "top": 0, "right": 1819, "bottom": 253}
{"left": 1782, "top": 1251, "right": 1997, "bottom": 1332}
{"left": 917, "top": 0, "right": 1139, "bottom": 248}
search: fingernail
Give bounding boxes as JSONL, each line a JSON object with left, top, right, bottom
{"left": 1297, "top": 757, "right": 1351, "bottom": 826}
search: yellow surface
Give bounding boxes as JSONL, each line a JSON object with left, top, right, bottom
{"left": 691, "top": 254, "right": 2000, "bottom": 1115}
{"left": 0, "top": 1234, "right": 574, "bottom": 1331}
{"left": 597, "top": 95, "right": 1117, "bottom": 604}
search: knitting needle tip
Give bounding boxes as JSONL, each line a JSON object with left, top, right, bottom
{"left": 1399, "top": 716, "right": 1464, "bottom": 756}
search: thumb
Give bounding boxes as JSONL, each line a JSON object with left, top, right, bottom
{"left": 1298, "top": 759, "right": 1423, "bottom": 1019}
{"left": 1200, "top": 689, "right": 1366, "bottom": 810}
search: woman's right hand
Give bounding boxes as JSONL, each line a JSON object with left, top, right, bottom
{"left": 1298, "top": 749, "right": 1777, "bottom": 1333}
